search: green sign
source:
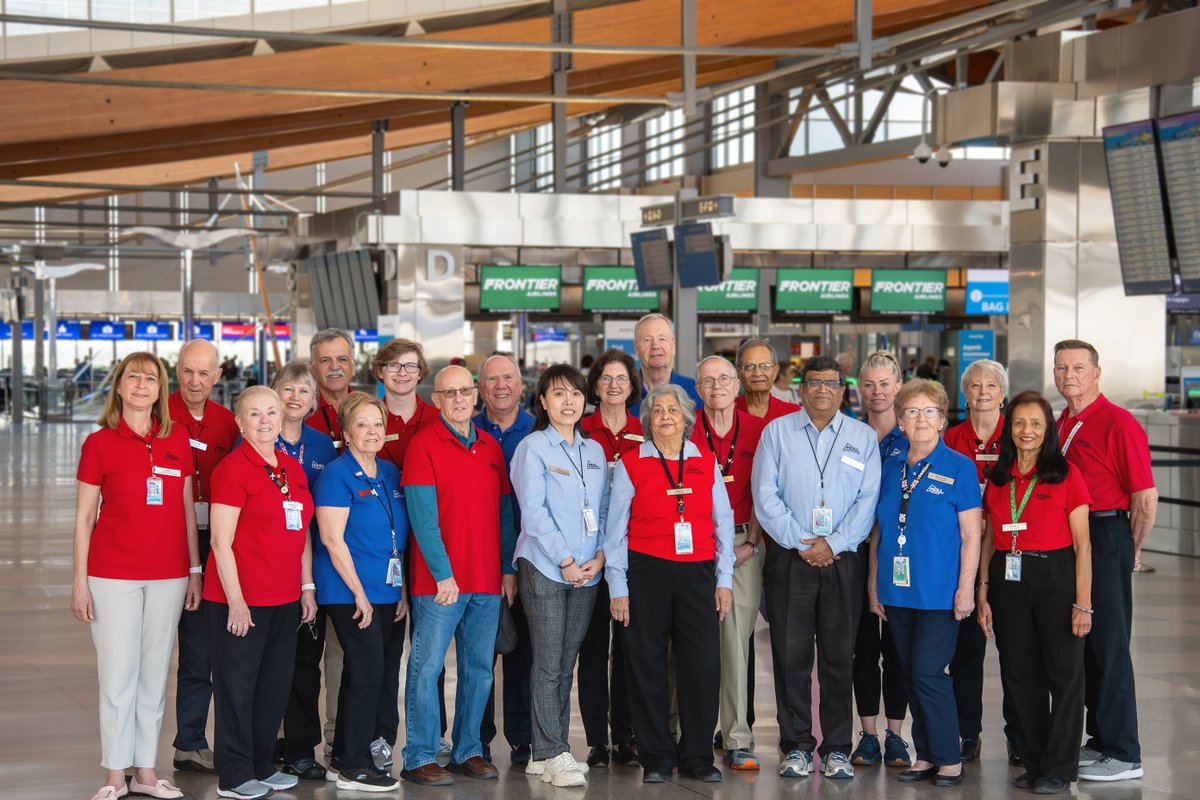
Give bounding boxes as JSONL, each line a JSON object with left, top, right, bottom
{"left": 479, "top": 265, "right": 561, "bottom": 312}
{"left": 870, "top": 269, "right": 946, "bottom": 314}
{"left": 776, "top": 268, "right": 854, "bottom": 313}
{"left": 697, "top": 268, "right": 759, "bottom": 312}
{"left": 582, "top": 267, "right": 660, "bottom": 312}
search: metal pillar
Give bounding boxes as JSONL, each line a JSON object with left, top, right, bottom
{"left": 854, "top": 0, "right": 873, "bottom": 70}
{"left": 10, "top": 273, "right": 25, "bottom": 424}
{"left": 450, "top": 102, "right": 467, "bottom": 191}
{"left": 673, "top": 188, "right": 700, "bottom": 372}
{"left": 32, "top": 272, "right": 44, "bottom": 383}
{"left": 371, "top": 120, "right": 388, "bottom": 206}
{"left": 551, "top": 0, "right": 571, "bottom": 192}
{"left": 47, "top": 278, "right": 57, "bottom": 379}
{"left": 178, "top": 191, "right": 194, "bottom": 342}
{"left": 754, "top": 83, "right": 792, "bottom": 198}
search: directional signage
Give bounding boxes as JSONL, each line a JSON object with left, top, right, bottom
{"left": 221, "top": 322, "right": 292, "bottom": 341}
{"left": 0, "top": 322, "right": 9, "bottom": 340}
{"left": 640, "top": 194, "right": 735, "bottom": 226}
{"left": 697, "top": 268, "right": 759, "bottom": 313}
{"left": 353, "top": 328, "right": 378, "bottom": 342}
{"left": 191, "top": 322, "right": 215, "bottom": 340}
{"left": 964, "top": 269, "right": 1009, "bottom": 315}
{"left": 958, "top": 330, "right": 996, "bottom": 411}
{"left": 582, "top": 267, "right": 660, "bottom": 312}
{"left": 631, "top": 228, "right": 673, "bottom": 290}
{"left": 89, "top": 321, "right": 127, "bottom": 341}
{"left": 52, "top": 321, "right": 82, "bottom": 340}
{"left": 775, "top": 269, "right": 854, "bottom": 313}
{"left": 134, "top": 320, "right": 172, "bottom": 341}
{"left": 478, "top": 265, "right": 561, "bottom": 312}
{"left": 870, "top": 269, "right": 946, "bottom": 314}
{"left": 674, "top": 223, "right": 721, "bottom": 288}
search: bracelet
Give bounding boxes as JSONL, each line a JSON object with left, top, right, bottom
{"left": 751, "top": 545, "right": 761, "bottom": 555}
{"left": 301, "top": 583, "right": 316, "bottom": 592}
{"left": 189, "top": 566, "right": 203, "bottom": 575}
{"left": 1072, "top": 603, "right": 1094, "bottom": 614}
{"left": 976, "top": 580, "right": 988, "bottom": 587}
{"left": 560, "top": 558, "right": 575, "bottom": 569}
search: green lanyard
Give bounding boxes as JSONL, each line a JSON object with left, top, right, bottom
{"left": 1008, "top": 476, "right": 1038, "bottom": 555}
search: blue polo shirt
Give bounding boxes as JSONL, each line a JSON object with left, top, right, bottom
{"left": 275, "top": 426, "right": 338, "bottom": 489}
{"left": 630, "top": 370, "right": 703, "bottom": 416}
{"left": 875, "top": 440, "right": 980, "bottom": 611}
{"left": 312, "top": 452, "right": 408, "bottom": 605}
{"left": 879, "top": 425, "right": 907, "bottom": 464}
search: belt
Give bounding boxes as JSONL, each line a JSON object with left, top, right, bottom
{"left": 1006, "top": 550, "right": 1048, "bottom": 558}
{"left": 1089, "top": 509, "right": 1130, "bottom": 520}
{"left": 734, "top": 523, "right": 751, "bottom": 535}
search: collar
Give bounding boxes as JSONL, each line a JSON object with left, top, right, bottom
{"left": 475, "top": 407, "right": 534, "bottom": 435}
{"left": 438, "top": 416, "right": 478, "bottom": 447}
{"left": 239, "top": 439, "right": 273, "bottom": 468}
{"left": 638, "top": 368, "right": 683, "bottom": 397}
{"left": 169, "top": 391, "right": 210, "bottom": 423}
{"left": 540, "top": 426, "right": 584, "bottom": 450}
{"left": 906, "top": 439, "right": 946, "bottom": 469}
{"left": 967, "top": 413, "right": 1004, "bottom": 449}
{"left": 637, "top": 439, "right": 701, "bottom": 459}
{"left": 1059, "top": 392, "right": 1108, "bottom": 424}
{"left": 117, "top": 415, "right": 160, "bottom": 440}
{"left": 796, "top": 407, "right": 844, "bottom": 436}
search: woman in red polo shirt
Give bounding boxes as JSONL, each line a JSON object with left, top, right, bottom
{"left": 73, "top": 351, "right": 202, "bottom": 800}
{"left": 977, "top": 391, "right": 1093, "bottom": 795}
{"left": 205, "top": 386, "right": 316, "bottom": 800}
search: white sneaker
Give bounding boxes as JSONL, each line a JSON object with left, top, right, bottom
{"left": 779, "top": 749, "right": 813, "bottom": 778}
{"left": 216, "top": 780, "right": 272, "bottom": 800}
{"left": 823, "top": 751, "right": 855, "bottom": 779}
{"left": 528, "top": 756, "right": 589, "bottom": 776}
{"left": 542, "top": 752, "right": 587, "bottom": 787}
{"left": 370, "top": 736, "right": 394, "bottom": 769}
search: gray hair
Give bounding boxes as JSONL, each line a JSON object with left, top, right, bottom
{"left": 308, "top": 327, "right": 354, "bottom": 358}
{"left": 634, "top": 313, "right": 675, "bottom": 341}
{"left": 735, "top": 338, "right": 777, "bottom": 367}
{"left": 271, "top": 360, "right": 319, "bottom": 415}
{"left": 960, "top": 358, "right": 1009, "bottom": 398}
{"left": 640, "top": 383, "right": 697, "bottom": 445}
{"left": 695, "top": 354, "right": 737, "bottom": 383}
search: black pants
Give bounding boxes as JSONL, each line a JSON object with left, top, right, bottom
{"left": 950, "top": 608, "right": 1022, "bottom": 742}
{"left": 282, "top": 609, "right": 326, "bottom": 762}
{"left": 210, "top": 601, "right": 298, "bottom": 790}
{"left": 1083, "top": 514, "right": 1140, "bottom": 763}
{"left": 622, "top": 553, "right": 719, "bottom": 773}
{"left": 173, "top": 529, "right": 212, "bottom": 751}
{"left": 481, "top": 594, "right": 533, "bottom": 754}
{"left": 888, "top": 606, "right": 960, "bottom": 767}
{"left": 763, "top": 540, "right": 861, "bottom": 757}
{"left": 990, "top": 548, "right": 1085, "bottom": 780}
{"left": 851, "top": 542, "right": 907, "bottom": 722}
{"left": 327, "top": 603, "right": 406, "bottom": 770}
{"left": 577, "top": 578, "right": 635, "bottom": 747}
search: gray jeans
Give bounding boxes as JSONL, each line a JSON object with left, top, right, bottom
{"left": 518, "top": 558, "right": 598, "bottom": 761}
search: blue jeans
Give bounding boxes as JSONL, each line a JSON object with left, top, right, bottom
{"left": 403, "top": 592, "right": 501, "bottom": 769}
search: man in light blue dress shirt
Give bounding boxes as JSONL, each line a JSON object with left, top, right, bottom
{"left": 751, "top": 355, "right": 881, "bottom": 782}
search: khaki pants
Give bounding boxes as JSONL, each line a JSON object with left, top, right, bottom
{"left": 322, "top": 626, "right": 343, "bottom": 745}
{"left": 718, "top": 531, "right": 764, "bottom": 750}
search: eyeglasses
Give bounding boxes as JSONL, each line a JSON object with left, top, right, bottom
{"left": 382, "top": 362, "right": 420, "bottom": 374}
{"left": 803, "top": 379, "right": 844, "bottom": 390}
{"left": 699, "top": 374, "right": 736, "bottom": 389}
{"left": 740, "top": 362, "right": 775, "bottom": 373}
{"left": 902, "top": 406, "right": 942, "bottom": 419}
{"left": 597, "top": 374, "right": 630, "bottom": 385}
{"left": 437, "top": 386, "right": 476, "bottom": 398}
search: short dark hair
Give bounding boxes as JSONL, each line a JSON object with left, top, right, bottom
{"left": 800, "top": 355, "right": 843, "bottom": 381}
{"left": 1054, "top": 339, "right": 1099, "bottom": 366}
{"left": 990, "top": 391, "right": 1069, "bottom": 486}
{"left": 585, "top": 349, "right": 641, "bottom": 408}
{"left": 533, "top": 364, "right": 588, "bottom": 433}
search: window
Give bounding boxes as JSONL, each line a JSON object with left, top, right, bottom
{"left": 712, "top": 87, "right": 755, "bottom": 168}
{"left": 587, "top": 126, "right": 623, "bottom": 191}
{"left": 645, "top": 109, "right": 684, "bottom": 181}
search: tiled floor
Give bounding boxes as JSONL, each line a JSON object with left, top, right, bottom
{"left": 2, "top": 421, "right": 1197, "bottom": 800}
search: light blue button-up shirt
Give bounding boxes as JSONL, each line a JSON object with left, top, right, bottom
{"left": 752, "top": 408, "right": 881, "bottom": 554}
{"left": 511, "top": 426, "right": 610, "bottom": 586}
{"left": 604, "top": 440, "right": 735, "bottom": 599}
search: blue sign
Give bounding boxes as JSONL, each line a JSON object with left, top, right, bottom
{"left": 90, "top": 321, "right": 126, "bottom": 341}
{"left": 957, "top": 329, "right": 996, "bottom": 411}
{"left": 22, "top": 321, "right": 33, "bottom": 339}
{"left": 134, "top": 321, "right": 172, "bottom": 341}
{"left": 674, "top": 222, "right": 721, "bottom": 288}
{"left": 191, "top": 322, "right": 215, "bottom": 340}
{"left": 532, "top": 326, "right": 567, "bottom": 342}
{"left": 0, "top": 322, "right": 9, "bottom": 340}
{"left": 1167, "top": 294, "right": 1200, "bottom": 313}
{"left": 354, "top": 328, "right": 378, "bottom": 342}
{"left": 53, "top": 321, "right": 82, "bottom": 340}
{"left": 1189, "top": 328, "right": 1200, "bottom": 346}
{"left": 965, "top": 269, "right": 1009, "bottom": 315}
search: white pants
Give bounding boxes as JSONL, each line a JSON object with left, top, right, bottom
{"left": 89, "top": 576, "right": 187, "bottom": 769}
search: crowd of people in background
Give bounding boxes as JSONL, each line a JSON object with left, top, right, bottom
{"left": 72, "top": 314, "right": 1155, "bottom": 799}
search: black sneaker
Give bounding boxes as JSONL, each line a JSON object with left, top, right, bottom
{"left": 587, "top": 745, "right": 610, "bottom": 767}
{"left": 612, "top": 743, "right": 638, "bottom": 765}
{"left": 510, "top": 743, "right": 532, "bottom": 765}
{"left": 282, "top": 758, "right": 327, "bottom": 780}
{"left": 336, "top": 768, "right": 399, "bottom": 792}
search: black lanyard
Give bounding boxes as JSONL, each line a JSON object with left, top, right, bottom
{"left": 898, "top": 461, "right": 932, "bottom": 528}
{"left": 701, "top": 412, "right": 739, "bottom": 476}
{"left": 803, "top": 421, "right": 841, "bottom": 505}
{"left": 559, "top": 441, "right": 592, "bottom": 508}
{"left": 185, "top": 418, "right": 205, "bottom": 501}
{"left": 262, "top": 464, "right": 292, "bottom": 500}
{"left": 359, "top": 463, "right": 399, "bottom": 555}
{"left": 656, "top": 446, "right": 687, "bottom": 514}
{"left": 320, "top": 405, "right": 339, "bottom": 443}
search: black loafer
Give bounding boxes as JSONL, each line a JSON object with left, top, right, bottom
{"left": 899, "top": 767, "right": 938, "bottom": 782}
{"left": 283, "top": 758, "right": 327, "bottom": 780}
{"left": 612, "top": 743, "right": 638, "bottom": 766}
{"left": 680, "top": 765, "right": 722, "bottom": 782}
{"left": 643, "top": 768, "right": 671, "bottom": 783}
{"left": 934, "top": 771, "right": 966, "bottom": 787}
{"left": 960, "top": 738, "right": 981, "bottom": 762}
{"left": 1033, "top": 777, "right": 1070, "bottom": 795}
{"left": 1014, "top": 772, "right": 1039, "bottom": 789}
{"left": 587, "top": 745, "right": 610, "bottom": 767}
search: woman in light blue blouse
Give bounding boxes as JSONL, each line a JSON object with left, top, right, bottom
{"left": 510, "top": 364, "right": 609, "bottom": 788}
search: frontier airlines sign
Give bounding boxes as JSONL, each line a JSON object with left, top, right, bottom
{"left": 775, "top": 269, "right": 854, "bottom": 313}
{"left": 582, "top": 267, "right": 660, "bottom": 312}
{"left": 870, "top": 269, "right": 947, "bottom": 314}
{"left": 479, "top": 265, "right": 561, "bottom": 312}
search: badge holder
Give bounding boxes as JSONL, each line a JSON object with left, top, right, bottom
{"left": 583, "top": 506, "right": 599, "bottom": 536}
{"left": 812, "top": 507, "right": 833, "bottom": 536}
{"left": 386, "top": 556, "right": 404, "bottom": 588}
{"left": 283, "top": 500, "right": 304, "bottom": 530}
{"left": 892, "top": 530, "right": 910, "bottom": 587}
{"left": 674, "top": 519, "right": 694, "bottom": 555}
{"left": 194, "top": 501, "right": 210, "bottom": 527}
{"left": 1004, "top": 553, "right": 1022, "bottom": 582}
{"left": 146, "top": 477, "right": 164, "bottom": 506}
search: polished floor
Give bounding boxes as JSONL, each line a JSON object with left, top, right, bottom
{"left": 2, "top": 421, "right": 1197, "bottom": 800}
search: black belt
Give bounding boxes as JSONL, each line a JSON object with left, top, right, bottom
{"left": 734, "top": 523, "right": 750, "bottom": 535}
{"left": 1089, "top": 509, "right": 1129, "bottom": 520}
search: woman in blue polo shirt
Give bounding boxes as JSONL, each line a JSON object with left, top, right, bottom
{"left": 869, "top": 379, "right": 981, "bottom": 787}
{"left": 314, "top": 391, "right": 409, "bottom": 793}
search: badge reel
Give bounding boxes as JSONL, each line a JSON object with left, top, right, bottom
{"left": 582, "top": 506, "right": 599, "bottom": 536}
{"left": 1002, "top": 522, "right": 1026, "bottom": 581}
{"left": 893, "top": 531, "right": 910, "bottom": 587}
{"left": 673, "top": 495, "right": 693, "bottom": 555}
{"left": 146, "top": 477, "right": 164, "bottom": 506}
{"left": 282, "top": 500, "right": 304, "bottom": 531}
{"left": 386, "top": 556, "right": 404, "bottom": 588}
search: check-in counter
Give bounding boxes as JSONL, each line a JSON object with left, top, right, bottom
{"left": 1140, "top": 411, "right": 1200, "bottom": 557}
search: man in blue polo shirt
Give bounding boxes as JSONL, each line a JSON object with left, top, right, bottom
{"left": 630, "top": 313, "right": 702, "bottom": 415}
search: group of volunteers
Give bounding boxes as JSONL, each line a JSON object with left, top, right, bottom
{"left": 72, "top": 313, "right": 1154, "bottom": 800}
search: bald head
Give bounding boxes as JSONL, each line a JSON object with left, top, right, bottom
{"left": 177, "top": 338, "right": 221, "bottom": 413}
{"left": 434, "top": 366, "right": 478, "bottom": 430}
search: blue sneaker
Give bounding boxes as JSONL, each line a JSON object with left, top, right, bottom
{"left": 850, "top": 732, "right": 880, "bottom": 766}
{"left": 883, "top": 729, "right": 912, "bottom": 767}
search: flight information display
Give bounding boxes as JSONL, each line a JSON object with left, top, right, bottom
{"left": 1157, "top": 112, "right": 1200, "bottom": 293}
{"left": 1102, "top": 120, "right": 1175, "bottom": 295}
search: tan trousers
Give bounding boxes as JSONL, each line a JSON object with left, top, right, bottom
{"left": 322, "top": 625, "right": 343, "bottom": 745}
{"left": 718, "top": 531, "right": 764, "bottom": 750}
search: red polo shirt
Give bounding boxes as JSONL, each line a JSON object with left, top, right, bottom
{"left": 168, "top": 392, "right": 240, "bottom": 506}
{"left": 944, "top": 414, "right": 1005, "bottom": 485}
{"left": 379, "top": 396, "right": 438, "bottom": 470}
{"left": 77, "top": 418, "right": 192, "bottom": 580}
{"left": 735, "top": 393, "right": 799, "bottom": 422}
{"left": 690, "top": 408, "right": 765, "bottom": 525}
{"left": 983, "top": 463, "right": 1092, "bottom": 551}
{"left": 401, "top": 422, "right": 511, "bottom": 596}
{"left": 1056, "top": 394, "right": 1154, "bottom": 511}
{"left": 622, "top": 446, "right": 718, "bottom": 563}
{"left": 580, "top": 410, "right": 644, "bottom": 464}
{"left": 305, "top": 392, "right": 346, "bottom": 450}
{"left": 203, "top": 442, "right": 314, "bottom": 606}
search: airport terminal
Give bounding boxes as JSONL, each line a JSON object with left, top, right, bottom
{"left": 1, "top": 1, "right": 1199, "bottom": 799}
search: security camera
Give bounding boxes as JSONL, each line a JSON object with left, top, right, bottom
{"left": 935, "top": 146, "right": 953, "bottom": 168}
{"left": 913, "top": 140, "right": 933, "bottom": 164}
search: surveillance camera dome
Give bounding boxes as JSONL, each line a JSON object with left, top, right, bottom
{"left": 913, "top": 141, "right": 933, "bottom": 164}
{"left": 935, "top": 146, "right": 953, "bottom": 168}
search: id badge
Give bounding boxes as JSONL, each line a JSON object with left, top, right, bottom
{"left": 674, "top": 521, "right": 694, "bottom": 555}
{"left": 146, "top": 477, "right": 164, "bottom": 506}
{"left": 194, "top": 501, "right": 210, "bottom": 528}
{"left": 812, "top": 507, "right": 833, "bottom": 536}
{"left": 582, "top": 506, "right": 599, "bottom": 536}
{"left": 1005, "top": 553, "right": 1022, "bottom": 581}
{"left": 892, "top": 555, "right": 910, "bottom": 587}
{"left": 282, "top": 500, "right": 304, "bottom": 531}
{"left": 386, "top": 557, "right": 404, "bottom": 588}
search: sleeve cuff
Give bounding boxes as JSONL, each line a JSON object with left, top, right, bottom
{"left": 716, "top": 574, "right": 733, "bottom": 591}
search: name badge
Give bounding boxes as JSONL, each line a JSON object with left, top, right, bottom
{"left": 383, "top": 433, "right": 400, "bottom": 442}
{"left": 625, "top": 433, "right": 645, "bottom": 443}
{"left": 975, "top": 453, "right": 998, "bottom": 462}
{"left": 1005, "top": 553, "right": 1022, "bottom": 581}
{"left": 583, "top": 507, "right": 599, "bottom": 536}
{"left": 892, "top": 555, "right": 910, "bottom": 587}
{"left": 332, "top": 440, "right": 343, "bottom": 449}
{"left": 929, "top": 472, "right": 955, "bottom": 485}
{"left": 146, "top": 477, "right": 164, "bottom": 506}
{"left": 980, "top": 481, "right": 987, "bottom": 497}
{"left": 283, "top": 500, "right": 304, "bottom": 531}
{"left": 1001, "top": 522, "right": 1028, "bottom": 532}
{"left": 386, "top": 557, "right": 404, "bottom": 588}
{"left": 666, "top": 487, "right": 693, "bottom": 497}
{"left": 357, "top": 488, "right": 375, "bottom": 497}
{"left": 674, "top": 521, "right": 694, "bottom": 555}
{"left": 840, "top": 454, "right": 865, "bottom": 471}
{"left": 195, "top": 501, "right": 210, "bottom": 528}
{"left": 189, "top": 438, "right": 208, "bottom": 452}
{"left": 812, "top": 507, "right": 833, "bottom": 536}
{"left": 722, "top": 474, "right": 735, "bottom": 484}
{"left": 549, "top": 466, "right": 571, "bottom": 476}
{"left": 152, "top": 466, "right": 182, "bottom": 478}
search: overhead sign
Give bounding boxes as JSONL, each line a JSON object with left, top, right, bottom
{"left": 631, "top": 228, "right": 673, "bottom": 289}
{"left": 674, "top": 223, "right": 721, "bottom": 288}
{"left": 0, "top": 322, "right": 9, "bottom": 340}
{"left": 354, "top": 328, "right": 378, "bottom": 342}
{"left": 870, "top": 269, "right": 946, "bottom": 314}
{"left": 191, "top": 322, "right": 215, "bottom": 340}
{"left": 697, "top": 268, "right": 758, "bottom": 313}
{"left": 958, "top": 330, "right": 996, "bottom": 411}
{"left": 52, "top": 321, "right": 82, "bottom": 340}
{"left": 582, "top": 267, "right": 660, "bottom": 312}
{"left": 1167, "top": 294, "right": 1200, "bottom": 313}
{"left": 89, "top": 321, "right": 126, "bottom": 341}
{"left": 640, "top": 194, "right": 735, "bottom": 226}
{"left": 532, "top": 326, "right": 567, "bottom": 342}
{"left": 134, "top": 320, "right": 172, "bottom": 341}
{"left": 965, "top": 269, "right": 1009, "bottom": 315}
{"left": 221, "top": 322, "right": 292, "bottom": 341}
{"left": 775, "top": 269, "right": 854, "bottom": 313}
{"left": 478, "top": 265, "right": 561, "bottom": 312}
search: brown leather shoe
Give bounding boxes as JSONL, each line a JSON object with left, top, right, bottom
{"left": 447, "top": 756, "right": 499, "bottom": 780}
{"left": 400, "top": 763, "right": 455, "bottom": 786}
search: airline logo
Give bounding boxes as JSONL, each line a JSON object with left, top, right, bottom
{"left": 481, "top": 277, "right": 559, "bottom": 297}
{"left": 779, "top": 279, "right": 852, "bottom": 297}
{"left": 873, "top": 280, "right": 945, "bottom": 300}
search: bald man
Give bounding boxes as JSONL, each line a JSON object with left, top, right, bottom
{"left": 169, "top": 338, "right": 242, "bottom": 773}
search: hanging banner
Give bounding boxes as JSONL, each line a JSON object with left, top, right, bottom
{"left": 775, "top": 269, "right": 855, "bottom": 313}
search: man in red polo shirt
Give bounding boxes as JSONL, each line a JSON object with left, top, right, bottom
{"left": 305, "top": 328, "right": 355, "bottom": 449}
{"left": 1053, "top": 339, "right": 1156, "bottom": 782}
{"left": 735, "top": 339, "right": 799, "bottom": 422}
{"left": 399, "top": 365, "right": 518, "bottom": 786}
{"left": 167, "top": 338, "right": 240, "bottom": 774}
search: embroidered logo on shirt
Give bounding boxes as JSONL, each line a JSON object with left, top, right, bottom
{"left": 842, "top": 443, "right": 861, "bottom": 455}
{"left": 739, "top": 449, "right": 754, "bottom": 459}
{"left": 311, "top": 462, "right": 325, "bottom": 470}
{"left": 888, "top": 448, "right": 902, "bottom": 458}
{"left": 925, "top": 484, "right": 945, "bottom": 495}
{"left": 164, "top": 452, "right": 182, "bottom": 463}
{"left": 685, "top": 464, "right": 706, "bottom": 475}
{"left": 586, "top": 460, "right": 603, "bottom": 470}
{"left": 1035, "top": 490, "right": 1052, "bottom": 501}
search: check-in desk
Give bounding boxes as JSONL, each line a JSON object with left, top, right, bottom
{"left": 1141, "top": 411, "right": 1200, "bottom": 557}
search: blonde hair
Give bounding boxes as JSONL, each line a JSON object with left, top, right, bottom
{"left": 960, "top": 358, "right": 1009, "bottom": 398}
{"left": 894, "top": 378, "right": 949, "bottom": 417}
{"left": 859, "top": 350, "right": 902, "bottom": 383}
{"left": 235, "top": 386, "right": 282, "bottom": 421}
{"left": 338, "top": 390, "right": 388, "bottom": 437}
{"left": 100, "top": 352, "right": 172, "bottom": 438}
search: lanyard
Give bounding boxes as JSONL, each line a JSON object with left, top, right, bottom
{"left": 803, "top": 422, "right": 841, "bottom": 506}
{"left": 657, "top": 446, "right": 687, "bottom": 515}
{"left": 359, "top": 465, "right": 399, "bottom": 556}
{"left": 262, "top": 464, "right": 292, "bottom": 501}
{"left": 897, "top": 460, "right": 932, "bottom": 538}
{"left": 1059, "top": 418, "right": 1083, "bottom": 455}
{"left": 1008, "top": 475, "right": 1038, "bottom": 555}
{"left": 320, "top": 405, "right": 339, "bottom": 443}
{"left": 559, "top": 441, "right": 591, "bottom": 508}
{"left": 185, "top": 419, "right": 205, "bottom": 501}
{"left": 276, "top": 434, "right": 305, "bottom": 472}
{"left": 701, "top": 412, "right": 740, "bottom": 476}
{"left": 140, "top": 430, "right": 156, "bottom": 475}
